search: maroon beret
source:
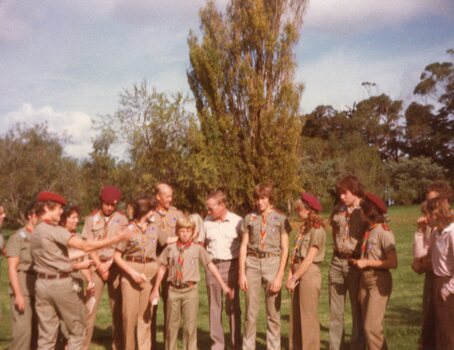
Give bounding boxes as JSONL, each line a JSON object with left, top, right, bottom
{"left": 365, "top": 192, "right": 387, "bottom": 214}
{"left": 99, "top": 186, "right": 122, "bottom": 204}
{"left": 301, "top": 192, "right": 323, "bottom": 212}
{"left": 36, "top": 191, "right": 67, "bottom": 206}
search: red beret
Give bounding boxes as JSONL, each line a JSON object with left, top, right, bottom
{"left": 365, "top": 192, "right": 387, "bottom": 214}
{"left": 301, "top": 192, "right": 323, "bottom": 212}
{"left": 99, "top": 186, "right": 122, "bottom": 204}
{"left": 36, "top": 191, "right": 67, "bottom": 206}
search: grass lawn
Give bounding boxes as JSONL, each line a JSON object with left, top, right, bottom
{"left": 0, "top": 205, "right": 424, "bottom": 349}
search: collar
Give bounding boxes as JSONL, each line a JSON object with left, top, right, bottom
{"left": 176, "top": 240, "right": 192, "bottom": 250}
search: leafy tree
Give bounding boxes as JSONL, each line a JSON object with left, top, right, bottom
{"left": 385, "top": 157, "right": 447, "bottom": 205}
{"left": 187, "top": 0, "right": 307, "bottom": 212}
{"left": 0, "top": 123, "right": 80, "bottom": 225}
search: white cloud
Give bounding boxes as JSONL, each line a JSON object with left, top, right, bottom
{"left": 2, "top": 104, "right": 96, "bottom": 159}
{"left": 304, "top": 0, "right": 453, "bottom": 33}
{"left": 298, "top": 47, "right": 449, "bottom": 113}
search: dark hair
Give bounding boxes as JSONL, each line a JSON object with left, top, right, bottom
{"left": 25, "top": 202, "right": 38, "bottom": 220}
{"left": 360, "top": 197, "right": 385, "bottom": 224}
{"left": 253, "top": 183, "right": 274, "bottom": 203}
{"left": 132, "top": 195, "right": 153, "bottom": 220}
{"left": 336, "top": 175, "right": 365, "bottom": 198}
{"left": 35, "top": 201, "right": 60, "bottom": 217}
{"left": 59, "top": 205, "right": 81, "bottom": 227}
{"left": 427, "top": 181, "right": 453, "bottom": 202}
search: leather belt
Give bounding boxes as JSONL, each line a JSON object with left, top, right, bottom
{"left": 247, "top": 251, "right": 280, "bottom": 259}
{"left": 293, "top": 257, "right": 321, "bottom": 264}
{"left": 125, "top": 256, "right": 155, "bottom": 263}
{"left": 169, "top": 281, "right": 197, "bottom": 289}
{"left": 37, "top": 272, "right": 71, "bottom": 280}
{"left": 212, "top": 258, "right": 238, "bottom": 264}
{"left": 334, "top": 251, "right": 354, "bottom": 259}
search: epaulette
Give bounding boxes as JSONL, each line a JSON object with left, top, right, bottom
{"left": 381, "top": 223, "right": 391, "bottom": 231}
{"left": 88, "top": 209, "right": 99, "bottom": 216}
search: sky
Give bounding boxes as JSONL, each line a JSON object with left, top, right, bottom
{"left": 1, "top": 0, "right": 453, "bottom": 159}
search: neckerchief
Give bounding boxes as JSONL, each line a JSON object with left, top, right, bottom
{"left": 360, "top": 223, "right": 378, "bottom": 258}
{"left": 134, "top": 220, "right": 149, "bottom": 259}
{"left": 175, "top": 240, "right": 192, "bottom": 285}
{"left": 100, "top": 210, "right": 116, "bottom": 239}
{"left": 259, "top": 211, "right": 271, "bottom": 250}
{"left": 291, "top": 225, "right": 306, "bottom": 264}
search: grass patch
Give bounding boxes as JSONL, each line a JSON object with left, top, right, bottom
{"left": 0, "top": 205, "right": 424, "bottom": 349}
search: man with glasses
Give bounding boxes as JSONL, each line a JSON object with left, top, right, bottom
{"left": 202, "top": 190, "right": 243, "bottom": 350}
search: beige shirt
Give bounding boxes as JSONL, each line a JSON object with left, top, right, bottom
{"left": 159, "top": 242, "right": 212, "bottom": 283}
{"left": 331, "top": 206, "right": 368, "bottom": 256}
{"left": 81, "top": 210, "right": 128, "bottom": 259}
{"left": 362, "top": 223, "right": 396, "bottom": 261}
{"left": 116, "top": 221, "right": 165, "bottom": 259}
{"left": 292, "top": 225, "right": 326, "bottom": 264}
{"left": 149, "top": 206, "right": 183, "bottom": 244}
{"left": 203, "top": 211, "right": 243, "bottom": 260}
{"left": 30, "top": 221, "right": 73, "bottom": 274}
{"left": 242, "top": 209, "right": 292, "bottom": 254}
{"left": 6, "top": 227, "right": 36, "bottom": 296}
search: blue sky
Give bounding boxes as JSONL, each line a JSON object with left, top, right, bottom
{"left": 1, "top": 0, "right": 453, "bottom": 158}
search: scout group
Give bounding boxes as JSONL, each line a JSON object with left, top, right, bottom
{"left": 0, "top": 175, "right": 453, "bottom": 350}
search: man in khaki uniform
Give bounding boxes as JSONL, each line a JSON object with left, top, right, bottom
{"left": 329, "top": 175, "right": 368, "bottom": 350}
{"left": 6, "top": 204, "right": 39, "bottom": 350}
{"left": 150, "top": 182, "right": 183, "bottom": 346}
{"left": 31, "top": 191, "right": 130, "bottom": 350}
{"left": 82, "top": 186, "right": 128, "bottom": 350}
{"left": 239, "top": 183, "right": 291, "bottom": 350}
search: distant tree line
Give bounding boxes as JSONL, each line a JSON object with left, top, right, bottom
{"left": 0, "top": 0, "right": 452, "bottom": 226}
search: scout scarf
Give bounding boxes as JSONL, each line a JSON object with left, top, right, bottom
{"left": 291, "top": 225, "right": 306, "bottom": 264}
{"left": 134, "top": 220, "right": 149, "bottom": 258}
{"left": 175, "top": 240, "right": 192, "bottom": 285}
{"left": 360, "top": 223, "right": 379, "bottom": 258}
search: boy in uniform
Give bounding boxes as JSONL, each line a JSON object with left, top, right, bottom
{"left": 238, "top": 183, "right": 291, "bottom": 350}
{"left": 150, "top": 215, "right": 233, "bottom": 350}
{"left": 82, "top": 186, "right": 128, "bottom": 350}
{"left": 329, "top": 175, "right": 368, "bottom": 350}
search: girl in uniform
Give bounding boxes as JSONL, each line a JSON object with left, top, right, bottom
{"left": 286, "top": 193, "right": 326, "bottom": 350}
{"left": 113, "top": 195, "right": 164, "bottom": 350}
{"left": 351, "top": 193, "right": 398, "bottom": 350}
{"left": 6, "top": 204, "right": 39, "bottom": 350}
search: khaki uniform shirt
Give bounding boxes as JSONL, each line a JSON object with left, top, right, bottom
{"left": 149, "top": 206, "right": 183, "bottom": 245}
{"left": 362, "top": 223, "right": 396, "bottom": 261}
{"left": 30, "top": 221, "right": 73, "bottom": 274}
{"left": 116, "top": 221, "right": 165, "bottom": 260}
{"left": 293, "top": 225, "right": 326, "bottom": 264}
{"left": 242, "top": 209, "right": 292, "bottom": 254}
{"left": 159, "top": 242, "right": 212, "bottom": 283}
{"left": 331, "top": 206, "right": 369, "bottom": 257}
{"left": 81, "top": 210, "right": 128, "bottom": 259}
{"left": 6, "top": 227, "right": 36, "bottom": 296}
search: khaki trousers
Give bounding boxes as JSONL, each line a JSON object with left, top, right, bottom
{"left": 433, "top": 276, "right": 454, "bottom": 349}
{"left": 166, "top": 284, "right": 199, "bottom": 350}
{"left": 290, "top": 263, "right": 321, "bottom": 350}
{"left": 9, "top": 294, "right": 38, "bottom": 350}
{"left": 358, "top": 269, "right": 392, "bottom": 350}
{"left": 328, "top": 256, "right": 365, "bottom": 350}
{"left": 243, "top": 255, "right": 281, "bottom": 350}
{"left": 121, "top": 261, "right": 158, "bottom": 350}
{"left": 83, "top": 263, "right": 123, "bottom": 350}
{"left": 35, "top": 277, "right": 86, "bottom": 350}
{"left": 206, "top": 259, "right": 242, "bottom": 350}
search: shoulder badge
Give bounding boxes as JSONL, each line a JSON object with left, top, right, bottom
{"left": 19, "top": 230, "right": 27, "bottom": 239}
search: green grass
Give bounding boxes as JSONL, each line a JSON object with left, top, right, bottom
{"left": 0, "top": 206, "right": 424, "bottom": 349}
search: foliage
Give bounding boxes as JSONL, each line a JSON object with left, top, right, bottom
{"left": 0, "top": 123, "right": 80, "bottom": 225}
{"left": 385, "top": 157, "right": 447, "bottom": 205}
{"left": 187, "top": 0, "right": 307, "bottom": 212}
